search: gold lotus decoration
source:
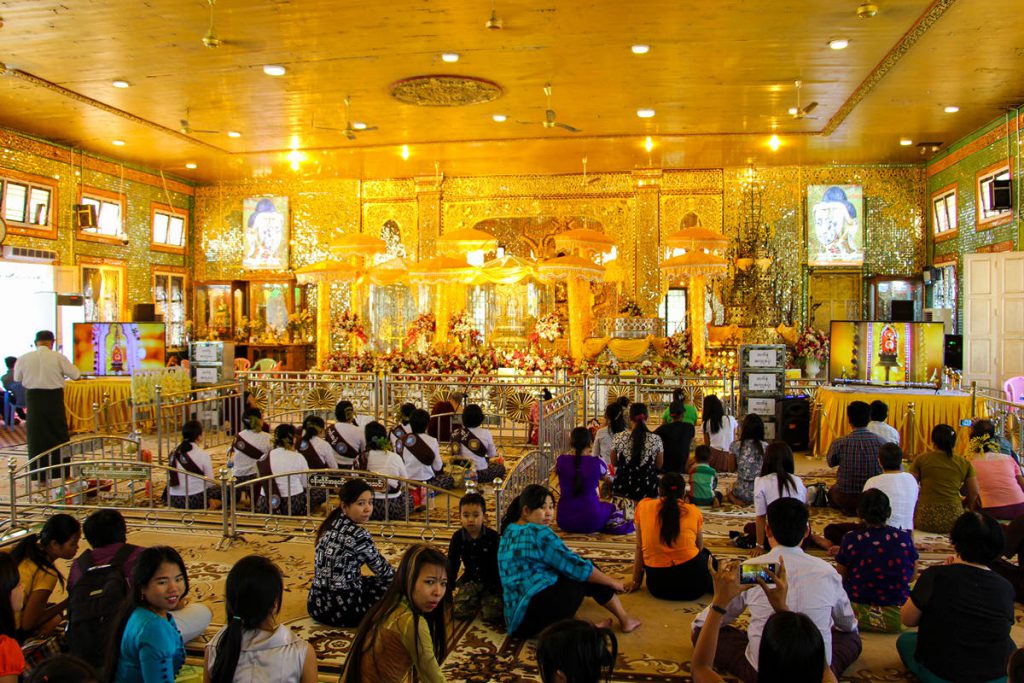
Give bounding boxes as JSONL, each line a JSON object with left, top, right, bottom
{"left": 389, "top": 75, "right": 504, "bottom": 107}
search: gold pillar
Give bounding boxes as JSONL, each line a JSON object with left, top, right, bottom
{"left": 316, "top": 283, "right": 331, "bottom": 364}
{"left": 415, "top": 176, "right": 442, "bottom": 260}
{"left": 566, "top": 276, "right": 584, "bottom": 359}
{"left": 434, "top": 283, "right": 450, "bottom": 347}
{"left": 632, "top": 169, "right": 662, "bottom": 315}
{"left": 689, "top": 274, "right": 706, "bottom": 362}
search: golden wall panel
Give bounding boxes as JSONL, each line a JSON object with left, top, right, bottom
{"left": 362, "top": 201, "right": 419, "bottom": 259}
{"left": 362, "top": 178, "right": 416, "bottom": 201}
{"left": 661, "top": 169, "right": 724, "bottom": 193}
{"left": 442, "top": 173, "right": 635, "bottom": 199}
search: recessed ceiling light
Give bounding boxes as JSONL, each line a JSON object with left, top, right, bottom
{"left": 185, "top": 162, "right": 197, "bottom": 169}
{"left": 227, "top": 130, "right": 241, "bottom": 138}
{"left": 644, "top": 136, "right": 654, "bottom": 152}
{"left": 492, "top": 114, "right": 507, "bottom": 122}
{"left": 899, "top": 138, "right": 913, "bottom": 146}
{"left": 111, "top": 139, "right": 125, "bottom": 146}
{"left": 352, "top": 122, "right": 367, "bottom": 130}
{"left": 112, "top": 80, "right": 130, "bottom": 89}
{"left": 401, "top": 145, "right": 410, "bottom": 160}
{"left": 441, "top": 52, "right": 460, "bottom": 63}
{"left": 631, "top": 44, "right": 650, "bottom": 55}
{"left": 768, "top": 134, "right": 781, "bottom": 151}
{"left": 636, "top": 108, "right": 656, "bottom": 118}
{"left": 828, "top": 38, "right": 849, "bottom": 50}
{"left": 944, "top": 105, "right": 959, "bottom": 113}
{"left": 788, "top": 107, "right": 799, "bottom": 116}
{"left": 263, "top": 64, "right": 286, "bottom": 76}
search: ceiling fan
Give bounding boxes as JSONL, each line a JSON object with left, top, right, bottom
{"left": 518, "top": 83, "right": 581, "bottom": 133}
{"left": 314, "top": 96, "right": 378, "bottom": 140}
{"left": 201, "top": 0, "right": 223, "bottom": 48}
{"left": 788, "top": 80, "right": 819, "bottom": 119}
{"left": 179, "top": 108, "right": 219, "bottom": 135}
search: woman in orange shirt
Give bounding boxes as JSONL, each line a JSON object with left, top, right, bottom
{"left": 624, "top": 472, "right": 715, "bottom": 601}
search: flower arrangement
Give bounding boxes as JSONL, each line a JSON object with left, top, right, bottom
{"left": 287, "top": 310, "right": 314, "bottom": 339}
{"left": 405, "top": 312, "right": 437, "bottom": 348}
{"left": 531, "top": 312, "right": 563, "bottom": 343}
{"left": 664, "top": 330, "right": 692, "bottom": 359}
{"left": 331, "top": 310, "right": 368, "bottom": 343}
{"left": 234, "top": 317, "right": 250, "bottom": 343}
{"left": 794, "top": 326, "right": 830, "bottom": 362}
{"left": 449, "top": 310, "right": 482, "bottom": 345}
{"left": 968, "top": 434, "right": 1001, "bottom": 456}
{"left": 619, "top": 299, "right": 644, "bottom": 317}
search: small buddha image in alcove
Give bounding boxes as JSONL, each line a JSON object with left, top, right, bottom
{"left": 681, "top": 211, "right": 701, "bottom": 229}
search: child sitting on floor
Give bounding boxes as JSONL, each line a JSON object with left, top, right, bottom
{"left": 689, "top": 446, "right": 722, "bottom": 508}
{"left": 447, "top": 492, "right": 503, "bottom": 624}
{"left": 453, "top": 404, "right": 506, "bottom": 484}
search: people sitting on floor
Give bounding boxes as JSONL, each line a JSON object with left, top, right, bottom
{"left": 626, "top": 472, "right": 713, "bottom": 601}
{"left": 727, "top": 414, "right": 767, "bottom": 506}
{"left": 741, "top": 442, "right": 807, "bottom": 550}
{"left": 295, "top": 415, "right": 335, "bottom": 510}
{"left": 592, "top": 402, "right": 627, "bottom": 471}
{"left": 866, "top": 400, "right": 900, "bottom": 445}
{"left": 693, "top": 558, "right": 834, "bottom": 683}
{"left": 255, "top": 424, "right": 309, "bottom": 516}
{"left": 12, "top": 513, "right": 80, "bottom": 641}
{"left": 167, "top": 420, "right": 222, "bottom": 510}
{"left": 389, "top": 402, "right": 416, "bottom": 451}
{"left": 968, "top": 426, "right": 1024, "bottom": 521}
{"left": 325, "top": 400, "right": 366, "bottom": 469}
{"left": 448, "top": 493, "right": 503, "bottom": 624}
{"left": 107, "top": 546, "right": 194, "bottom": 683}
{"left": 427, "top": 392, "right": 462, "bottom": 443}
{"left": 398, "top": 408, "right": 454, "bottom": 491}
{"left": 342, "top": 544, "right": 450, "bottom": 683}
{"left": 689, "top": 445, "right": 722, "bottom": 508}
{"left": 909, "top": 424, "right": 979, "bottom": 533}
{"left": 205, "top": 555, "right": 318, "bottom": 683}
{"left": 863, "top": 443, "right": 917, "bottom": 531}
{"left": 307, "top": 479, "right": 395, "bottom": 628}
{"left": 701, "top": 395, "right": 737, "bottom": 472}
{"left": 690, "top": 498, "right": 861, "bottom": 683}
{"left": 833, "top": 490, "right": 917, "bottom": 633}
{"left": 899, "top": 511, "right": 1015, "bottom": 683}
{"left": 662, "top": 388, "right": 697, "bottom": 427}
{"left": 536, "top": 619, "right": 618, "bottom": 683}
{"left": 229, "top": 408, "right": 272, "bottom": 492}
{"left": 826, "top": 400, "right": 885, "bottom": 514}
{"left": 24, "top": 654, "right": 99, "bottom": 683}
{"left": 499, "top": 485, "right": 641, "bottom": 638}
{"left": 365, "top": 421, "right": 412, "bottom": 521}
{"left": 556, "top": 427, "right": 627, "bottom": 534}
{"left": 655, "top": 400, "right": 695, "bottom": 474}
{"left": 0, "top": 553, "right": 26, "bottom": 680}
{"left": 611, "top": 403, "right": 663, "bottom": 507}
{"left": 971, "top": 418, "right": 1020, "bottom": 466}
{"left": 452, "top": 404, "right": 506, "bottom": 484}
{"left": 991, "top": 513, "right": 1024, "bottom": 603}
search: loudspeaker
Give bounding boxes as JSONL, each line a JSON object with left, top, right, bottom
{"left": 778, "top": 397, "right": 810, "bottom": 451}
{"left": 132, "top": 303, "right": 157, "bottom": 322}
{"left": 74, "top": 203, "right": 97, "bottom": 229}
{"left": 992, "top": 178, "right": 1012, "bottom": 211}
{"left": 891, "top": 300, "right": 915, "bottom": 322}
{"left": 944, "top": 334, "right": 963, "bottom": 371}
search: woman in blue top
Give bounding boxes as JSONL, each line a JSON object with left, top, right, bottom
{"left": 498, "top": 484, "right": 641, "bottom": 638}
{"left": 106, "top": 546, "right": 190, "bottom": 683}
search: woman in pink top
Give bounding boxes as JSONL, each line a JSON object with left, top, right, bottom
{"left": 972, "top": 450, "right": 1024, "bottom": 520}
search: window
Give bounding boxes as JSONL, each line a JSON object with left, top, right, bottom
{"left": 976, "top": 162, "right": 1012, "bottom": 228}
{"left": 153, "top": 270, "right": 187, "bottom": 347}
{"left": 0, "top": 171, "right": 56, "bottom": 238}
{"left": 81, "top": 261, "right": 126, "bottom": 322}
{"left": 659, "top": 287, "right": 688, "bottom": 336}
{"left": 151, "top": 204, "right": 187, "bottom": 252}
{"left": 931, "top": 186, "right": 957, "bottom": 238}
{"left": 78, "top": 187, "right": 126, "bottom": 242}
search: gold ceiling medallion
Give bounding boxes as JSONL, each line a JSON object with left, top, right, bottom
{"left": 389, "top": 75, "right": 503, "bottom": 107}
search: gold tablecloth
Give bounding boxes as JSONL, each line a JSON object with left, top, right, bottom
{"left": 811, "top": 386, "right": 983, "bottom": 458}
{"left": 64, "top": 378, "right": 132, "bottom": 434}
{"left": 583, "top": 336, "right": 669, "bottom": 362}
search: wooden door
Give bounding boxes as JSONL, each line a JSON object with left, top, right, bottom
{"left": 808, "top": 272, "right": 862, "bottom": 330}
{"left": 999, "top": 252, "right": 1024, "bottom": 385}
{"left": 963, "top": 254, "right": 998, "bottom": 389}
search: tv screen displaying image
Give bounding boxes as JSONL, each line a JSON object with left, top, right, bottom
{"left": 829, "top": 321, "right": 945, "bottom": 389}
{"left": 72, "top": 322, "right": 166, "bottom": 376}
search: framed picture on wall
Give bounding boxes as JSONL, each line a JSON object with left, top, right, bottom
{"left": 807, "top": 184, "right": 864, "bottom": 267}
{"left": 242, "top": 196, "right": 289, "bottom": 270}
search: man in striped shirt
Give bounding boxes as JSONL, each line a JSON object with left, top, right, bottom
{"left": 827, "top": 400, "right": 885, "bottom": 514}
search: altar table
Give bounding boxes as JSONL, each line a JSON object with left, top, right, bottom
{"left": 64, "top": 378, "right": 132, "bottom": 434}
{"left": 811, "top": 386, "right": 983, "bottom": 458}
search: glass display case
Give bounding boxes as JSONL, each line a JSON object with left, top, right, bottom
{"left": 868, "top": 276, "right": 924, "bottom": 321}
{"left": 194, "top": 281, "right": 247, "bottom": 341}
{"left": 153, "top": 271, "right": 186, "bottom": 348}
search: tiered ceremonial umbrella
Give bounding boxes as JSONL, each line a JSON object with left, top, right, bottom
{"left": 295, "top": 259, "right": 363, "bottom": 362}
{"left": 365, "top": 256, "right": 410, "bottom": 286}
{"left": 539, "top": 254, "right": 605, "bottom": 359}
{"left": 435, "top": 228, "right": 498, "bottom": 258}
{"left": 409, "top": 256, "right": 475, "bottom": 347}
{"left": 660, "top": 251, "right": 729, "bottom": 362}
{"left": 665, "top": 227, "right": 730, "bottom": 254}
{"left": 554, "top": 228, "right": 616, "bottom": 258}
{"left": 475, "top": 255, "right": 538, "bottom": 285}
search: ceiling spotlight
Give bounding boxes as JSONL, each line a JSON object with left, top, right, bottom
{"left": 184, "top": 162, "right": 197, "bottom": 169}
{"left": 352, "top": 122, "right": 368, "bottom": 130}
{"left": 111, "top": 139, "right": 126, "bottom": 146}
{"left": 856, "top": 2, "right": 879, "bottom": 18}
{"left": 492, "top": 114, "right": 507, "bottom": 122}
{"left": 944, "top": 105, "right": 960, "bottom": 113}
{"left": 899, "top": 138, "right": 913, "bottom": 146}
{"left": 788, "top": 107, "right": 799, "bottom": 116}
{"left": 112, "top": 80, "right": 130, "bottom": 88}
{"left": 227, "top": 130, "right": 241, "bottom": 138}
{"left": 485, "top": 9, "right": 503, "bottom": 30}
{"left": 631, "top": 44, "right": 650, "bottom": 55}
{"left": 441, "top": 52, "right": 460, "bottom": 63}
{"left": 768, "top": 134, "right": 781, "bottom": 151}
{"left": 401, "top": 145, "right": 410, "bottom": 161}
{"left": 263, "top": 64, "right": 286, "bottom": 76}
{"left": 644, "top": 136, "right": 654, "bottom": 153}
{"left": 828, "top": 38, "right": 849, "bottom": 50}
{"left": 636, "top": 108, "right": 656, "bottom": 118}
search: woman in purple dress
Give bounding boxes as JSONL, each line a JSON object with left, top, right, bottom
{"left": 556, "top": 427, "right": 627, "bottom": 534}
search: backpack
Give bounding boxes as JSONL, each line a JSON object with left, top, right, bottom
{"left": 806, "top": 483, "right": 830, "bottom": 508}
{"left": 65, "top": 544, "right": 136, "bottom": 668}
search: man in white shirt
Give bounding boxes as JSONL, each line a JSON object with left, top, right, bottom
{"left": 866, "top": 400, "right": 900, "bottom": 445}
{"left": 863, "top": 442, "right": 918, "bottom": 531}
{"left": 691, "top": 498, "right": 861, "bottom": 682}
{"left": 14, "top": 330, "right": 81, "bottom": 480}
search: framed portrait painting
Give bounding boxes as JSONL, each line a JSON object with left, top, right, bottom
{"left": 242, "top": 196, "right": 289, "bottom": 270}
{"left": 807, "top": 185, "right": 864, "bottom": 267}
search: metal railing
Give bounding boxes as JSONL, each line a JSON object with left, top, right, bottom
{"left": 583, "top": 374, "right": 738, "bottom": 425}
{"left": 976, "top": 393, "right": 1024, "bottom": 454}
{"left": 155, "top": 384, "right": 243, "bottom": 464}
{"left": 239, "top": 371, "right": 379, "bottom": 425}
{"left": 494, "top": 447, "right": 554, "bottom": 527}
{"left": 538, "top": 389, "right": 578, "bottom": 457}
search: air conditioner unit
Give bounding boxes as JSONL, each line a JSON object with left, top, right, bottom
{"left": 1, "top": 245, "right": 58, "bottom": 263}
{"left": 924, "top": 307, "right": 953, "bottom": 334}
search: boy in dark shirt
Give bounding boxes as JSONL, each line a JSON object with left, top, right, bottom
{"left": 447, "top": 492, "right": 503, "bottom": 623}
{"left": 655, "top": 399, "right": 695, "bottom": 473}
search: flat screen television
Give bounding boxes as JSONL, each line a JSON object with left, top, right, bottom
{"left": 828, "top": 321, "right": 945, "bottom": 389}
{"left": 72, "top": 322, "right": 166, "bottom": 376}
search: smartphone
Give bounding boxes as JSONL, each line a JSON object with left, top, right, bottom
{"left": 739, "top": 562, "right": 777, "bottom": 585}
{"left": 959, "top": 418, "right": 973, "bottom": 427}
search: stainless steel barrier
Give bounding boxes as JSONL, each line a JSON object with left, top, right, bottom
{"left": 155, "top": 384, "right": 243, "bottom": 464}
{"left": 238, "top": 371, "right": 379, "bottom": 425}
{"left": 494, "top": 448, "right": 553, "bottom": 527}
{"left": 538, "top": 389, "right": 578, "bottom": 457}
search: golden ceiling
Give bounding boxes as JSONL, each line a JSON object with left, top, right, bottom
{"left": 0, "top": 0, "right": 1021, "bottom": 182}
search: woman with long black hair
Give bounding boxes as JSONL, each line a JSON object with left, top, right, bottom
{"left": 591, "top": 402, "right": 627, "bottom": 470}
{"left": 610, "top": 404, "right": 663, "bottom": 504}
{"left": 555, "top": 427, "right": 621, "bottom": 534}
{"left": 910, "top": 424, "right": 979, "bottom": 533}
{"left": 727, "top": 414, "right": 767, "bottom": 506}
{"left": 167, "top": 420, "right": 220, "bottom": 510}
{"left": 11, "top": 513, "right": 79, "bottom": 640}
{"left": 701, "top": 395, "right": 737, "bottom": 472}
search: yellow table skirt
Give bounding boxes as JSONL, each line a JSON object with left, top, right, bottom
{"left": 64, "top": 378, "right": 132, "bottom": 434}
{"left": 811, "top": 387, "right": 983, "bottom": 458}
{"left": 583, "top": 336, "right": 670, "bottom": 362}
